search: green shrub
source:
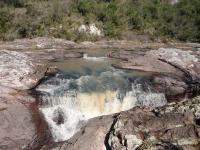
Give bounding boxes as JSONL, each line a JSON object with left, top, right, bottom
{"left": 0, "top": 0, "right": 199, "bottom": 42}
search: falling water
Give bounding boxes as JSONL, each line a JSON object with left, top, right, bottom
{"left": 36, "top": 51, "right": 167, "bottom": 142}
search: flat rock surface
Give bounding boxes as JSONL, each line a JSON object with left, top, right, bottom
{"left": 24, "top": 49, "right": 83, "bottom": 62}
{"left": 0, "top": 50, "right": 47, "bottom": 90}
{"left": 110, "top": 48, "right": 199, "bottom": 75}
{"left": 110, "top": 48, "right": 200, "bottom": 98}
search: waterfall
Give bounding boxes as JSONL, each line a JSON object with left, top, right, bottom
{"left": 36, "top": 70, "right": 166, "bottom": 142}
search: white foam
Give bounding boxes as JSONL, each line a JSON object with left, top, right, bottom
{"left": 38, "top": 79, "right": 166, "bottom": 142}
{"left": 83, "top": 54, "right": 106, "bottom": 61}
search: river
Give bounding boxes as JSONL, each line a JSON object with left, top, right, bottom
{"left": 36, "top": 49, "right": 167, "bottom": 142}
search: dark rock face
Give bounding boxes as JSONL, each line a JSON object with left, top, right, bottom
{"left": 0, "top": 86, "right": 49, "bottom": 150}
{"left": 52, "top": 108, "right": 65, "bottom": 125}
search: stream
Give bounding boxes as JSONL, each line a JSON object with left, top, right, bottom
{"left": 36, "top": 49, "right": 167, "bottom": 142}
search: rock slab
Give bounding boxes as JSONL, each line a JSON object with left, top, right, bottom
{"left": 0, "top": 86, "right": 49, "bottom": 150}
{"left": 0, "top": 50, "right": 47, "bottom": 90}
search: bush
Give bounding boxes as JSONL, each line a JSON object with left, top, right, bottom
{"left": 0, "top": 0, "right": 199, "bottom": 42}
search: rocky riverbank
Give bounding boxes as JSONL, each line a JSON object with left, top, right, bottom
{"left": 0, "top": 37, "right": 200, "bottom": 51}
{"left": 0, "top": 45, "right": 83, "bottom": 149}
{"left": 109, "top": 48, "right": 200, "bottom": 100}
{"left": 0, "top": 37, "right": 200, "bottom": 150}
{"left": 41, "top": 96, "right": 200, "bottom": 150}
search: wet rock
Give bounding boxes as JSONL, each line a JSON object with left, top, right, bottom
{"left": 40, "top": 97, "right": 200, "bottom": 150}
{"left": 41, "top": 115, "right": 114, "bottom": 150}
{"left": 0, "top": 86, "right": 49, "bottom": 150}
{"left": 52, "top": 108, "right": 65, "bottom": 125}
{"left": 108, "top": 107, "right": 199, "bottom": 150}
{"left": 0, "top": 50, "right": 47, "bottom": 90}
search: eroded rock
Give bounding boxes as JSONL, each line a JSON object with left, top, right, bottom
{"left": 108, "top": 107, "right": 199, "bottom": 150}
{"left": 40, "top": 97, "right": 200, "bottom": 150}
{"left": 0, "top": 50, "right": 47, "bottom": 90}
{"left": 0, "top": 86, "right": 49, "bottom": 150}
{"left": 109, "top": 48, "right": 200, "bottom": 98}
{"left": 152, "top": 74, "right": 188, "bottom": 98}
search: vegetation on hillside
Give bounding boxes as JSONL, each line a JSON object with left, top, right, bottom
{"left": 0, "top": 0, "right": 199, "bottom": 42}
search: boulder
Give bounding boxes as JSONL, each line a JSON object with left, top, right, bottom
{"left": 152, "top": 74, "right": 188, "bottom": 98}
{"left": 0, "top": 50, "right": 47, "bottom": 90}
{"left": 41, "top": 115, "right": 114, "bottom": 150}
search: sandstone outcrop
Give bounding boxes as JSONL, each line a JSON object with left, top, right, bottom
{"left": 41, "top": 115, "right": 114, "bottom": 150}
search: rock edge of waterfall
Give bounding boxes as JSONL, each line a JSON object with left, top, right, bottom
{"left": 0, "top": 38, "right": 200, "bottom": 150}
{"left": 0, "top": 47, "right": 83, "bottom": 150}
{"left": 41, "top": 96, "right": 200, "bottom": 150}
{"left": 109, "top": 47, "right": 200, "bottom": 99}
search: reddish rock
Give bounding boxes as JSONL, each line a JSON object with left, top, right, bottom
{"left": 108, "top": 107, "right": 200, "bottom": 150}
{"left": 0, "top": 50, "right": 47, "bottom": 90}
{"left": 41, "top": 115, "right": 114, "bottom": 150}
{"left": 110, "top": 48, "right": 200, "bottom": 98}
{"left": 40, "top": 101, "right": 200, "bottom": 150}
{"left": 0, "top": 86, "right": 49, "bottom": 150}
